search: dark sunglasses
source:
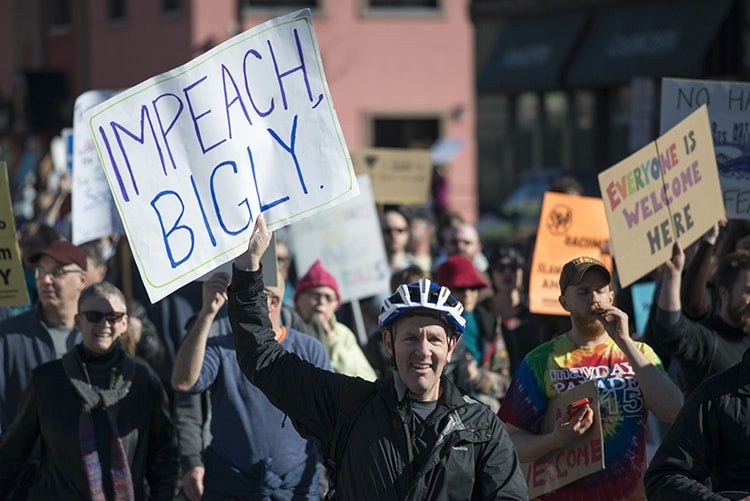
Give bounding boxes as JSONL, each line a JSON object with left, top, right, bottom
{"left": 80, "top": 311, "right": 126, "bottom": 324}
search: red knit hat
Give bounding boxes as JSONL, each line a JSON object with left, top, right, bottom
{"left": 293, "top": 260, "right": 341, "bottom": 306}
{"left": 436, "top": 255, "right": 489, "bottom": 290}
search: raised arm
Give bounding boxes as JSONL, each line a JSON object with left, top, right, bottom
{"left": 658, "top": 242, "right": 685, "bottom": 313}
{"left": 171, "top": 272, "right": 230, "bottom": 392}
{"left": 680, "top": 224, "right": 719, "bottom": 320}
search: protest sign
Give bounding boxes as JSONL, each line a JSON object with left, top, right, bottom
{"left": 523, "top": 380, "right": 604, "bottom": 499}
{"left": 630, "top": 281, "right": 656, "bottom": 335}
{"left": 72, "top": 90, "right": 124, "bottom": 245}
{"left": 529, "top": 192, "right": 611, "bottom": 316}
{"left": 661, "top": 78, "right": 750, "bottom": 219}
{"left": 288, "top": 174, "right": 389, "bottom": 303}
{"left": 351, "top": 148, "right": 432, "bottom": 205}
{"left": 0, "top": 163, "right": 30, "bottom": 306}
{"left": 84, "top": 9, "right": 358, "bottom": 303}
{"left": 599, "top": 105, "right": 724, "bottom": 288}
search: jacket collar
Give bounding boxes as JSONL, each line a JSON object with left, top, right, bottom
{"left": 739, "top": 347, "right": 750, "bottom": 396}
{"left": 61, "top": 346, "right": 136, "bottom": 410}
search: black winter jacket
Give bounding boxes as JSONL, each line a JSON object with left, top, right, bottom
{"left": 229, "top": 266, "right": 528, "bottom": 500}
{"left": 645, "top": 347, "right": 750, "bottom": 499}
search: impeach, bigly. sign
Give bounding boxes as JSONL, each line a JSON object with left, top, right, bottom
{"left": 84, "top": 9, "right": 358, "bottom": 303}
{"left": 598, "top": 105, "right": 724, "bottom": 288}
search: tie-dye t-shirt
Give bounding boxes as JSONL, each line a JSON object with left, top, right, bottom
{"left": 497, "top": 334, "right": 665, "bottom": 501}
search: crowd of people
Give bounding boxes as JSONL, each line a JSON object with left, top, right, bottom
{"left": 0, "top": 152, "right": 748, "bottom": 499}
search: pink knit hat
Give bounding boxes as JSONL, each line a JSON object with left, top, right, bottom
{"left": 293, "top": 260, "right": 341, "bottom": 306}
{"left": 436, "top": 255, "right": 489, "bottom": 290}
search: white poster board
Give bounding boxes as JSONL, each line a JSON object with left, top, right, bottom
{"left": 289, "top": 175, "right": 389, "bottom": 303}
{"left": 83, "top": 9, "right": 358, "bottom": 303}
{"left": 661, "top": 78, "right": 750, "bottom": 219}
{"left": 72, "top": 90, "right": 124, "bottom": 245}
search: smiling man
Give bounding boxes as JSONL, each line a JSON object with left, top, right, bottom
{"left": 229, "top": 215, "right": 526, "bottom": 500}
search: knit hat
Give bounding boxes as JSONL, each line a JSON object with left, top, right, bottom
{"left": 436, "top": 255, "right": 489, "bottom": 290}
{"left": 30, "top": 240, "right": 88, "bottom": 270}
{"left": 293, "top": 260, "right": 341, "bottom": 305}
{"left": 559, "top": 256, "right": 611, "bottom": 293}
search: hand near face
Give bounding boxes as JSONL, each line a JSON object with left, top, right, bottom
{"left": 595, "top": 305, "right": 630, "bottom": 343}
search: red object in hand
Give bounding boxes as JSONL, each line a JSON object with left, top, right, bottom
{"left": 566, "top": 397, "right": 591, "bottom": 423}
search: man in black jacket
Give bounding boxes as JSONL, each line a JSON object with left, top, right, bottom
{"left": 645, "top": 347, "right": 750, "bottom": 499}
{"left": 229, "top": 215, "right": 527, "bottom": 500}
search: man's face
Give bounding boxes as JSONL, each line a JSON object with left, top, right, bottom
{"left": 382, "top": 315, "right": 456, "bottom": 402}
{"left": 34, "top": 255, "right": 86, "bottom": 311}
{"left": 382, "top": 211, "right": 410, "bottom": 254}
{"left": 295, "top": 285, "right": 338, "bottom": 322}
{"left": 75, "top": 294, "right": 128, "bottom": 356}
{"left": 722, "top": 269, "right": 750, "bottom": 334}
{"left": 559, "top": 270, "right": 613, "bottom": 338}
{"left": 450, "top": 225, "right": 481, "bottom": 260}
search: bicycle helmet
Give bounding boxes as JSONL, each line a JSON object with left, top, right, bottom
{"left": 378, "top": 278, "right": 465, "bottom": 338}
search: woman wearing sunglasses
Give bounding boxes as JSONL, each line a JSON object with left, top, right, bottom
{"left": 0, "top": 281, "right": 178, "bottom": 500}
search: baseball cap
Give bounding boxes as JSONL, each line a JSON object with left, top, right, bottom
{"left": 29, "top": 241, "right": 88, "bottom": 270}
{"left": 436, "top": 255, "right": 489, "bottom": 290}
{"left": 559, "top": 256, "right": 610, "bottom": 293}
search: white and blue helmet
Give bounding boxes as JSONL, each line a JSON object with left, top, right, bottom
{"left": 378, "top": 278, "right": 465, "bottom": 338}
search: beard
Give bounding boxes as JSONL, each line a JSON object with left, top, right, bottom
{"left": 726, "top": 301, "right": 750, "bottom": 335}
{"left": 570, "top": 310, "right": 606, "bottom": 338}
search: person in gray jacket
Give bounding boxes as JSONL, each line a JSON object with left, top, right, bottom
{"left": 229, "top": 215, "right": 527, "bottom": 500}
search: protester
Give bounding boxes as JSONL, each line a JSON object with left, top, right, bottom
{"left": 653, "top": 243, "right": 750, "bottom": 396}
{"left": 403, "top": 205, "right": 436, "bottom": 274}
{"left": 80, "top": 240, "right": 108, "bottom": 284}
{"left": 498, "top": 256, "right": 683, "bottom": 499}
{"left": 484, "top": 246, "right": 554, "bottom": 373}
{"left": 681, "top": 219, "right": 750, "bottom": 321}
{"left": 447, "top": 221, "right": 489, "bottom": 273}
{"left": 229, "top": 215, "right": 527, "bottom": 499}
{"left": 645, "top": 347, "right": 750, "bottom": 499}
{"left": 293, "top": 259, "right": 376, "bottom": 380}
{"left": 172, "top": 271, "right": 331, "bottom": 500}
{"left": 0, "top": 240, "right": 87, "bottom": 432}
{"left": 0, "top": 281, "right": 178, "bottom": 500}
{"left": 436, "top": 254, "right": 510, "bottom": 411}
{"left": 381, "top": 208, "right": 415, "bottom": 273}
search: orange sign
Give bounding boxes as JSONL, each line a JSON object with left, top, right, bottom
{"left": 529, "top": 192, "right": 612, "bottom": 315}
{"left": 523, "top": 380, "right": 604, "bottom": 499}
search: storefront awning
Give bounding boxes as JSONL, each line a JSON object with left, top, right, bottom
{"left": 477, "top": 9, "right": 590, "bottom": 94}
{"left": 566, "top": 0, "right": 734, "bottom": 88}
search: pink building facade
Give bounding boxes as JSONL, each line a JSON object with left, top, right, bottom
{"left": 1, "top": 0, "right": 478, "bottom": 221}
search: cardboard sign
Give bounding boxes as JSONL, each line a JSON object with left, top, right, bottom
{"left": 599, "top": 105, "right": 725, "bottom": 288}
{"left": 72, "top": 90, "right": 124, "bottom": 245}
{"left": 523, "top": 380, "right": 604, "bottom": 499}
{"left": 0, "top": 163, "right": 30, "bottom": 306}
{"left": 83, "top": 9, "right": 358, "bottom": 303}
{"left": 351, "top": 148, "right": 432, "bottom": 204}
{"left": 661, "top": 78, "right": 750, "bottom": 219}
{"left": 529, "top": 192, "right": 612, "bottom": 315}
{"left": 288, "top": 174, "right": 390, "bottom": 302}
{"left": 630, "top": 281, "right": 656, "bottom": 335}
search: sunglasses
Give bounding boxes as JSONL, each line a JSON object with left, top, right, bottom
{"left": 80, "top": 311, "right": 126, "bottom": 324}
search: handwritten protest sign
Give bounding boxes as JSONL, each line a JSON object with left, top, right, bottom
{"left": 288, "top": 174, "right": 389, "bottom": 303}
{"left": 72, "top": 90, "right": 124, "bottom": 245}
{"left": 84, "top": 9, "right": 358, "bottom": 303}
{"left": 351, "top": 148, "right": 433, "bottom": 204}
{"left": 599, "top": 105, "right": 724, "bottom": 288}
{"left": 529, "top": 192, "right": 611, "bottom": 315}
{"left": 0, "top": 163, "right": 30, "bottom": 306}
{"left": 661, "top": 78, "right": 750, "bottom": 219}
{"left": 523, "top": 380, "right": 604, "bottom": 499}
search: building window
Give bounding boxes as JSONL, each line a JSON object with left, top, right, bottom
{"left": 360, "top": 0, "right": 441, "bottom": 19}
{"left": 162, "top": 0, "right": 183, "bottom": 15}
{"left": 50, "top": 0, "right": 72, "bottom": 27}
{"left": 109, "top": 0, "right": 126, "bottom": 22}
{"left": 371, "top": 117, "right": 440, "bottom": 149}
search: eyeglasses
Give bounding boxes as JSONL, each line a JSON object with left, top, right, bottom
{"left": 382, "top": 227, "right": 408, "bottom": 235}
{"left": 494, "top": 263, "right": 520, "bottom": 273}
{"left": 80, "top": 311, "right": 126, "bottom": 324}
{"left": 34, "top": 266, "right": 83, "bottom": 280}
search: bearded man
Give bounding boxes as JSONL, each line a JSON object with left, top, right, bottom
{"left": 653, "top": 243, "right": 750, "bottom": 396}
{"left": 497, "top": 256, "right": 683, "bottom": 501}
